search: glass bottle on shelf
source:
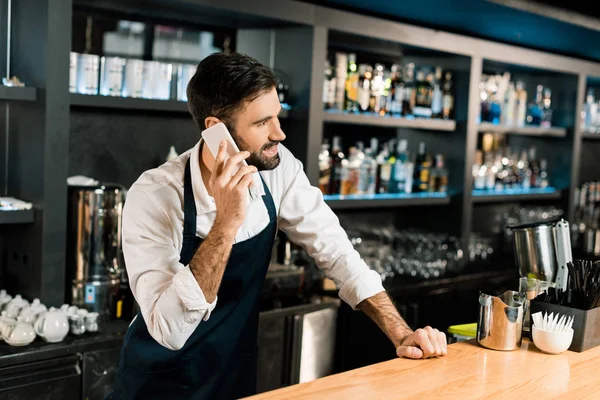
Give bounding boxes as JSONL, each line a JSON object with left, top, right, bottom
{"left": 358, "top": 142, "right": 377, "bottom": 195}
{"left": 431, "top": 67, "right": 443, "bottom": 119}
{"left": 402, "top": 63, "right": 416, "bottom": 117}
{"left": 541, "top": 88, "right": 553, "bottom": 128}
{"left": 473, "top": 150, "right": 485, "bottom": 190}
{"left": 502, "top": 82, "right": 516, "bottom": 126}
{"left": 341, "top": 147, "right": 361, "bottom": 195}
{"left": 484, "top": 153, "right": 495, "bottom": 190}
{"left": 539, "top": 159, "right": 549, "bottom": 188}
{"left": 344, "top": 53, "right": 359, "bottom": 113}
{"left": 414, "top": 141, "right": 431, "bottom": 192}
{"left": 388, "top": 64, "right": 404, "bottom": 116}
{"left": 526, "top": 85, "right": 544, "bottom": 126}
{"left": 376, "top": 143, "right": 392, "bottom": 193}
{"left": 329, "top": 136, "right": 345, "bottom": 194}
{"left": 429, "top": 154, "right": 448, "bottom": 193}
{"left": 518, "top": 150, "right": 532, "bottom": 189}
{"left": 414, "top": 69, "right": 433, "bottom": 118}
{"left": 442, "top": 72, "right": 454, "bottom": 120}
{"left": 515, "top": 80, "right": 527, "bottom": 127}
{"left": 391, "top": 139, "right": 409, "bottom": 194}
{"left": 357, "top": 64, "right": 372, "bottom": 113}
{"left": 370, "top": 64, "right": 386, "bottom": 115}
{"left": 318, "top": 141, "right": 331, "bottom": 194}
{"left": 529, "top": 147, "right": 540, "bottom": 188}
{"left": 403, "top": 155, "right": 415, "bottom": 194}
{"left": 322, "top": 59, "right": 336, "bottom": 110}
{"left": 583, "top": 88, "right": 597, "bottom": 132}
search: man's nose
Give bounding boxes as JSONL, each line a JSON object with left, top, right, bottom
{"left": 270, "top": 125, "right": 286, "bottom": 142}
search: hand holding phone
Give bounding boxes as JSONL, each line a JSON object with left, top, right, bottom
{"left": 202, "top": 122, "right": 247, "bottom": 174}
{"left": 201, "top": 123, "right": 257, "bottom": 234}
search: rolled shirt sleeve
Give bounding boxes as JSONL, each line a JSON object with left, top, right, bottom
{"left": 277, "top": 147, "right": 385, "bottom": 309}
{"left": 122, "top": 189, "right": 217, "bottom": 350}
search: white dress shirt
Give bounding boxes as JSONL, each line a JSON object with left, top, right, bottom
{"left": 122, "top": 140, "right": 385, "bottom": 350}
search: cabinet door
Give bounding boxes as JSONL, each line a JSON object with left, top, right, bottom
{"left": 257, "top": 314, "right": 286, "bottom": 394}
{"left": 82, "top": 348, "right": 121, "bottom": 400}
{"left": 0, "top": 355, "right": 81, "bottom": 400}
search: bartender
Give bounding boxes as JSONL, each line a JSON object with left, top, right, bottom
{"left": 112, "top": 52, "right": 447, "bottom": 400}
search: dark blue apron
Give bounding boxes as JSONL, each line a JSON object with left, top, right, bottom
{"left": 113, "top": 157, "right": 277, "bottom": 399}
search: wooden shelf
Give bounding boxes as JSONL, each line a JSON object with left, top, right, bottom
{"left": 0, "top": 86, "right": 37, "bottom": 102}
{"left": 478, "top": 122, "right": 566, "bottom": 137}
{"left": 323, "top": 110, "right": 456, "bottom": 131}
{"left": 582, "top": 131, "right": 600, "bottom": 140}
{"left": 0, "top": 209, "right": 35, "bottom": 224}
{"left": 472, "top": 187, "right": 560, "bottom": 203}
{"left": 70, "top": 94, "right": 190, "bottom": 113}
{"left": 324, "top": 192, "right": 450, "bottom": 209}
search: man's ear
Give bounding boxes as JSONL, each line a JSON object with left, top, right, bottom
{"left": 204, "top": 116, "right": 221, "bottom": 129}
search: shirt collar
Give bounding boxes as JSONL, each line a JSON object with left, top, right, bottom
{"left": 189, "top": 139, "right": 265, "bottom": 215}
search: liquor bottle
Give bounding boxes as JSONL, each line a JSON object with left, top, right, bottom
{"left": 370, "top": 64, "right": 386, "bottom": 115}
{"left": 358, "top": 143, "right": 376, "bottom": 195}
{"left": 402, "top": 63, "right": 416, "bottom": 116}
{"left": 413, "top": 141, "right": 431, "bottom": 192}
{"left": 341, "top": 147, "right": 361, "bottom": 195}
{"left": 473, "top": 150, "right": 485, "bottom": 190}
{"left": 386, "top": 139, "right": 398, "bottom": 192}
{"left": 584, "top": 88, "right": 597, "bottom": 131}
{"left": 429, "top": 154, "right": 448, "bottom": 193}
{"left": 541, "top": 88, "right": 553, "bottom": 128}
{"left": 329, "top": 136, "right": 345, "bottom": 194}
{"left": 387, "top": 64, "right": 404, "bottom": 116}
{"left": 526, "top": 85, "right": 544, "bottom": 126}
{"left": 369, "top": 138, "right": 379, "bottom": 193}
{"left": 404, "top": 155, "right": 415, "bottom": 194}
{"left": 318, "top": 142, "right": 331, "bottom": 194}
{"left": 519, "top": 150, "right": 531, "bottom": 189}
{"left": 392, "top": 140, "right": 409, "bottom": 193}
{"left": 431, "top": 67, "right": 443, "bottom": 119}
{"left": 357, "top": 64, "right": 372, "bottom": 113}
{"left": 502, "top": 82, "right": 516, "bottom": 126}
{"left": 484, "top": 153, "right": 495, "bottom": 190}
{"left": 515, "top": 80, "right": 527, "bottom": 127}
{"left": 539, "top": 159, "right": 549, "bottom": 188}
{"left": 442, "top": 71, "right": 454, "bottom": 120}
{"left": 377, "top": 143, "right": 392, "bottom": 194}
{"left": 344, "top": 53, "right": 359, "bottom": 113}
{"left": 414, "top": 69, "right": 433, "bottom": 118}
{"left": 529, "top": 147, "right": 539, "bottom": 188}
{"left": 323, "top": 60, "right": 333, "bottom": 109}
{"left": 334, "top": 53, "right": 348, "bottom": 111}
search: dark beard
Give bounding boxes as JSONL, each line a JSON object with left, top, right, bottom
{"left": 233, "top": 132, "right": 281, "bottom": 171}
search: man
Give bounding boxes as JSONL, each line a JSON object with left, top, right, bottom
{"left": 113, "top": 52, "right": 447, "bottom": 400}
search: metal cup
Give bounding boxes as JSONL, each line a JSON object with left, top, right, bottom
{"left": 477, "top": 290, "right": 526, "bottom": 351}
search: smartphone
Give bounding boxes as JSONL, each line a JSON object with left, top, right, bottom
{"left": 201, "top": 122, "right": 248, "bottom": 174}
{"left": 201, "top": 122, "right": 259, "bottom": 198}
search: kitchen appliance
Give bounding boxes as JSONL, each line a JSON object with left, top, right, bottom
{"left": 510, "top": 218, "right": 573, "bottom": 284}
{"left": 66, "top": 183, "right": 126, "bottom": 319}
{"left": 477, "top": 290, "right": 526, "bottom": 351}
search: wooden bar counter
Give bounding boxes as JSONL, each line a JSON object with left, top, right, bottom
{"left": 248, "top": 340, "right": 600, "bottom": 399}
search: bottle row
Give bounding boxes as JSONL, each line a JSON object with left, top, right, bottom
{"left": 70, "top": 52, "right": 196, "bottom": 101}
{"left": 319, "top": 136, "right": 449, "bottom": 196}
{"left": 581, "top": 88, "right": 600, "bottom": 133}
{"left": 472, "top": 134, "right": 550, "bottom": 191}
{"left": 323, "top": 53, "right": 455, "bottom": 119}
{"left": 479, "top": 73, "right": 554, "bottom": 128}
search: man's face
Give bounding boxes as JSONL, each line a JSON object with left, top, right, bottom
{"left": 228, "top": 87, "right": 286, "bottom": 171}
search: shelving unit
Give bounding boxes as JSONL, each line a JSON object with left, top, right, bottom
{"left": 324, "top": 192, "right": 450, "bottom": 209}
{"left": 0, "top": 86, "right": 37, "bottom": 102}
{"left": 478, "top": 122, "right": 566, "bottom": 137}
{"left": 70, "top": 94, "right": 190, "bottom": 113}
{"left": 582, "top": 131, "right": 600, "bottom": 140}
{"left": 323, "top": 111, "right": 456, "bottom": 131}
{"left": 0, "top": 209, "right": 35, "bottom": 224}
{"left": 471, "top": 187, "right": 561, "bottom": 203}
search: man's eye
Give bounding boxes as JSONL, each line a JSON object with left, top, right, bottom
{"left": 258, "top": 120, "right": 268, "bottom": 127}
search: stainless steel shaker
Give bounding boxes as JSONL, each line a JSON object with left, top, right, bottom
{"left": 477, "top": 290, "right": 526, "bottom": 351}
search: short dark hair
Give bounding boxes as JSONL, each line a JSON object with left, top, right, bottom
{"left": 186, "top": 52, "right": 277, "bottom": 131}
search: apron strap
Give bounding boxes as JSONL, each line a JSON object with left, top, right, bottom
{"left": 182, "top": 157, "right": 197, "bottom": 239}
{"left": 259, "top": 174, "right": 277, "bottom": 222}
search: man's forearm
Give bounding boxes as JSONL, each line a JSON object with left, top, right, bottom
{"left": 357, "top": 292, "right": 413, "bottom": 347}
{"left": 188, "top": 223, "right": 235, "bottom": 303}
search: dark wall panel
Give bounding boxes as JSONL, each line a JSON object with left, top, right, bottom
{"left": 69, "top": 110, "right": 199, "bottom": 188}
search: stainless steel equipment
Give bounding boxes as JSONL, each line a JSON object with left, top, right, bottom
{"left": 477, "top": 290, "right": 526, "bottom": 351}
{"left": 510, "top": 218, "right": 573, "bottom": 283}
{"left": 67, "top": 184, "right": 126, "bottom": 319}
